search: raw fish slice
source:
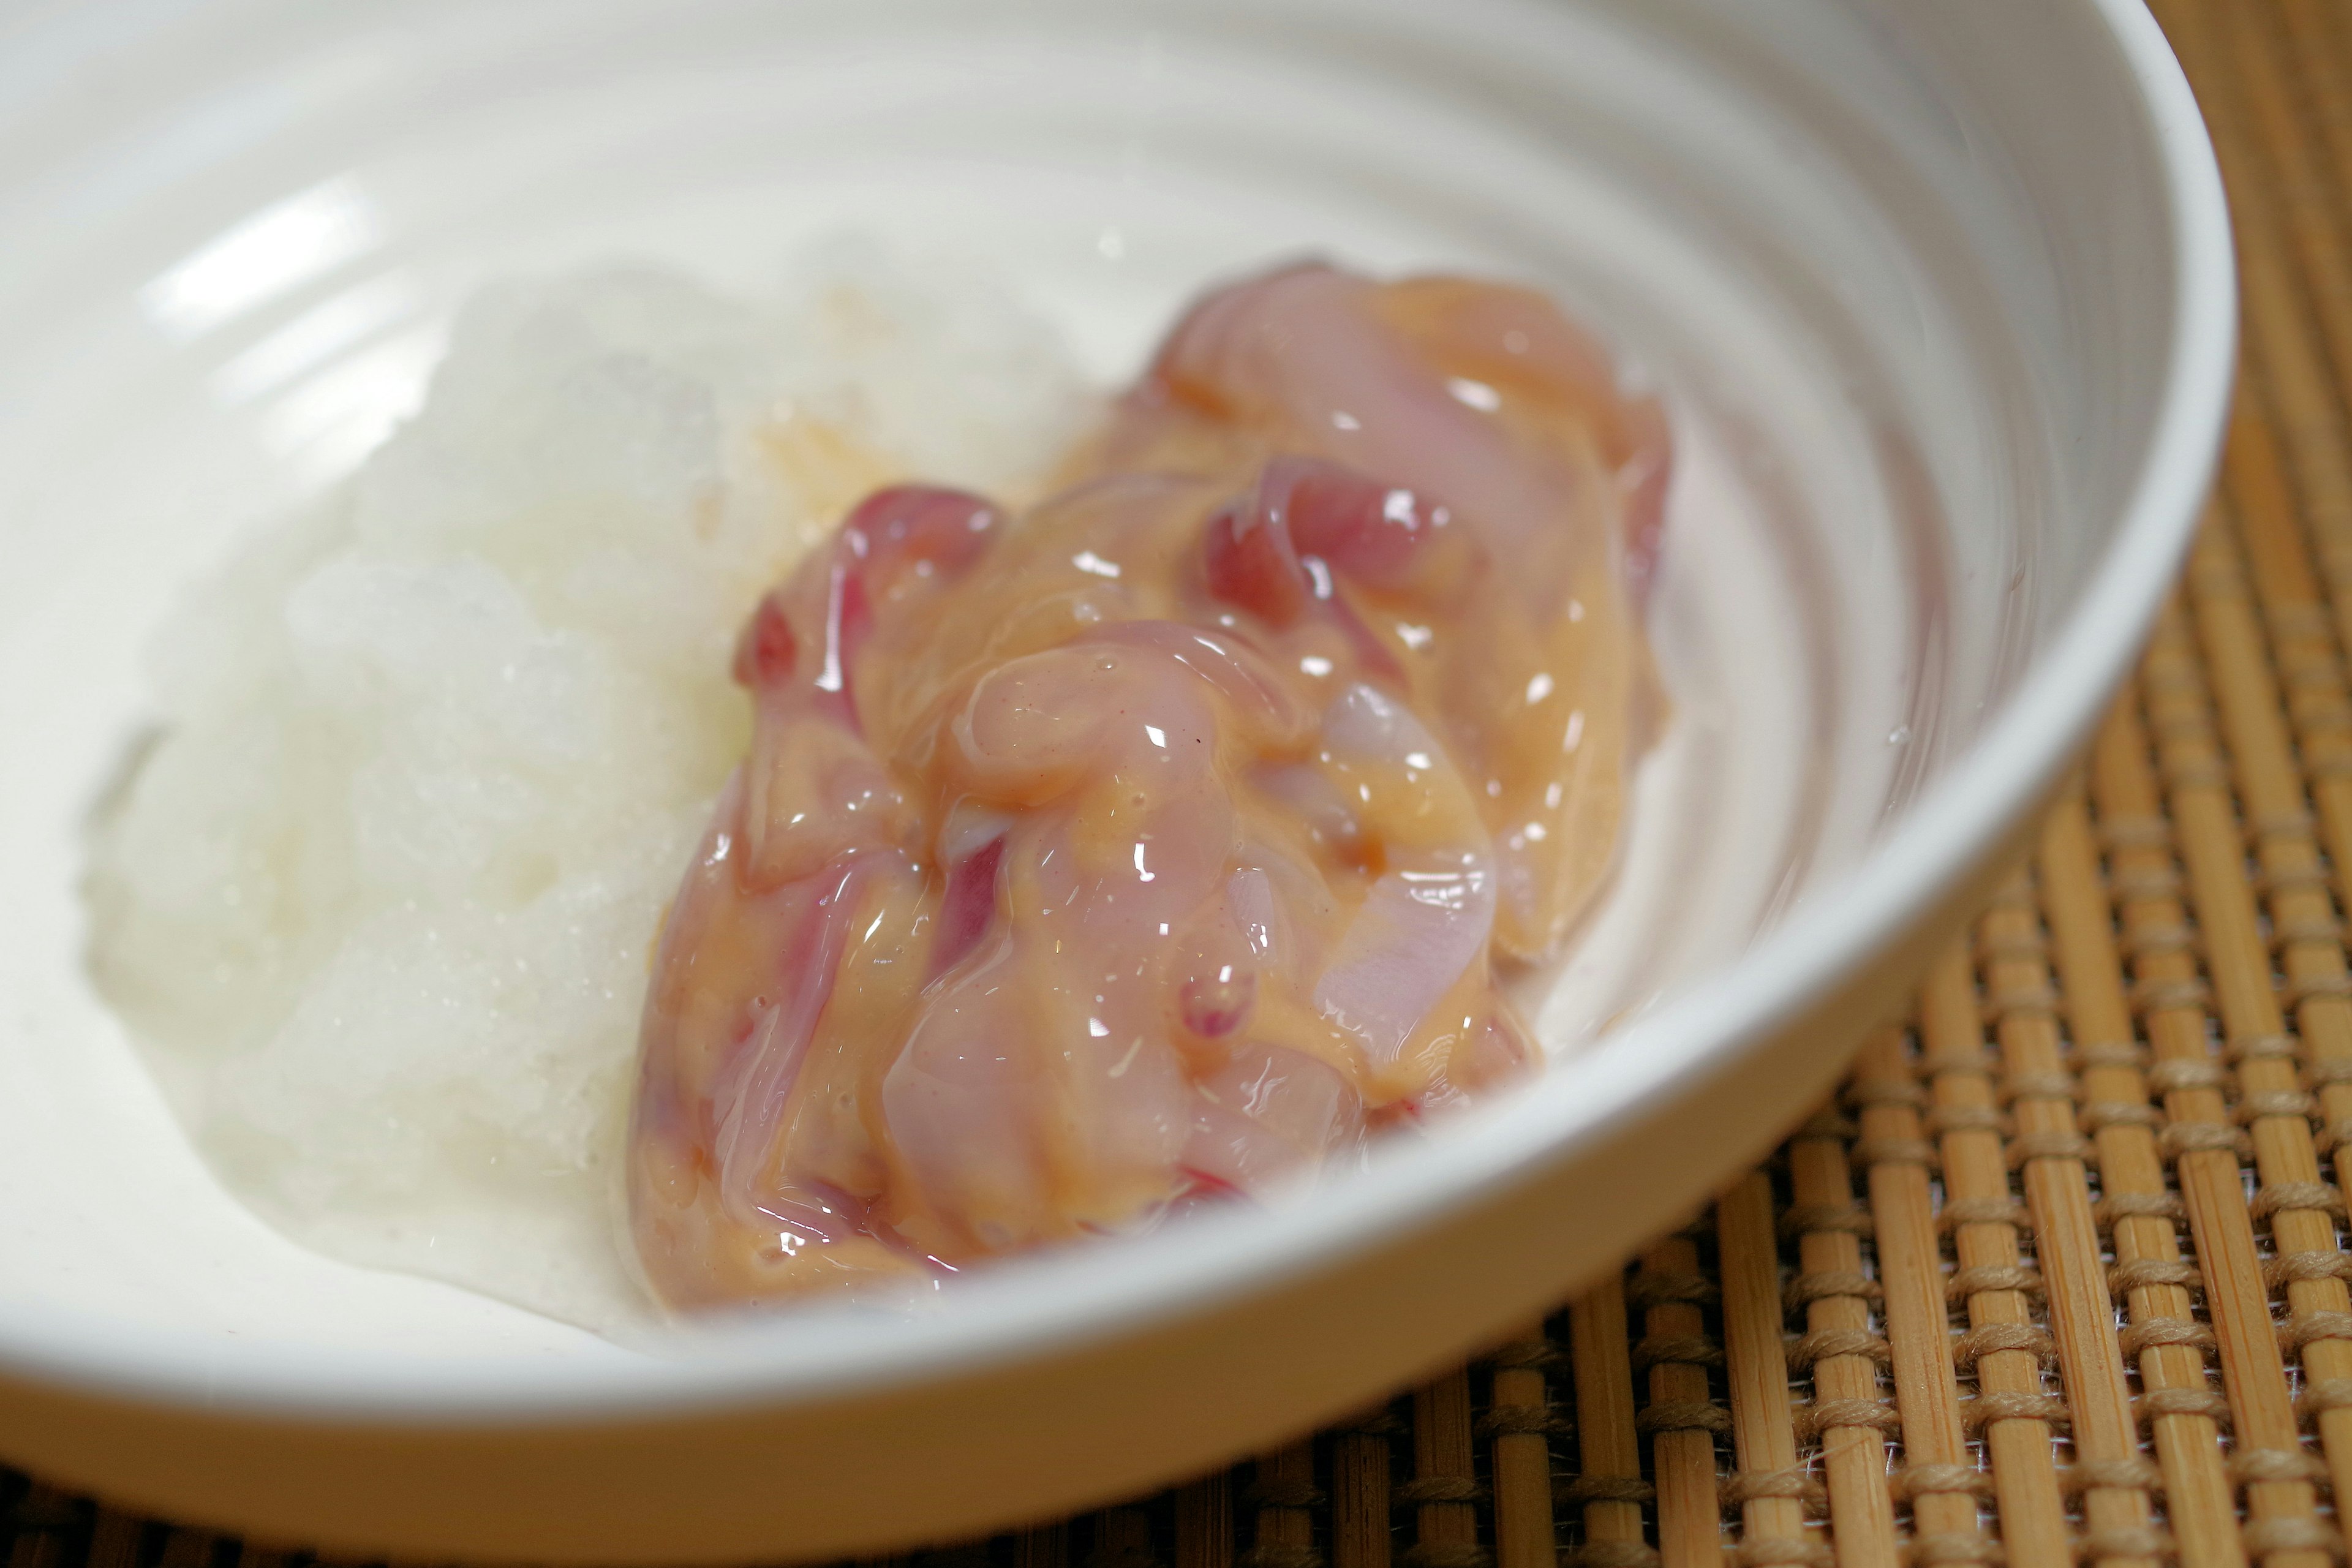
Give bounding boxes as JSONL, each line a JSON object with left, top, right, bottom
{"left": 1131, "top": 266, "right": 1668, "bottom": 954}
{"left": 630, "top": 486, "right": 1005, "bottom": 1306}
{"left": 1308, "top": 685, "right": 1498, "bottom": 1087}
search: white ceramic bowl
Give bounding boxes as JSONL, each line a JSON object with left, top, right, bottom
{"left": 0, "top": 0, "right": 2228, "bottom": 1561}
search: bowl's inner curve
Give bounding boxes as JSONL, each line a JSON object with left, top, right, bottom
{"left": 0, "top": 0, "right": 2172, "bottom": 1374}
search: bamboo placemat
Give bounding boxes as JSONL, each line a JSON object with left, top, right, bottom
{"left": 13, "top": 2, "right": 2352, "bottom": 1566}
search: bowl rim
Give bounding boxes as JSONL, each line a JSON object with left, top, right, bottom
{"left": 0, "top": 0, "right": 2236, "bottom": 1424}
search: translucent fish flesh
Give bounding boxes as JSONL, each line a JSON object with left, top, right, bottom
{"left": 627, "top": 263, "right": 1670, "bottom": 1308}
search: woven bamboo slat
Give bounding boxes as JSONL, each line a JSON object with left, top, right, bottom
{"left": 18, "top": 5, "right": 2352, "bottom": 1567}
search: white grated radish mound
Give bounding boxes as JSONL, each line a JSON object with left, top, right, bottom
{"left": 85, "top": 254, "right": 1093, "bottom": 1331}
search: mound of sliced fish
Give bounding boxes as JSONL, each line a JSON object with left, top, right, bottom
{"left": 628, "top": 263, "right": 1669, "bottom": 1307}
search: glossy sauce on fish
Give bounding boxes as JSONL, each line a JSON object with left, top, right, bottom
{"left": 627, "top": 263, "right": 1669, "bottom": 1307}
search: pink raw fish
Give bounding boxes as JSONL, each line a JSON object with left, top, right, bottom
{"left": 627, "top": 263, "right": 1668, "bottom": 1308}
